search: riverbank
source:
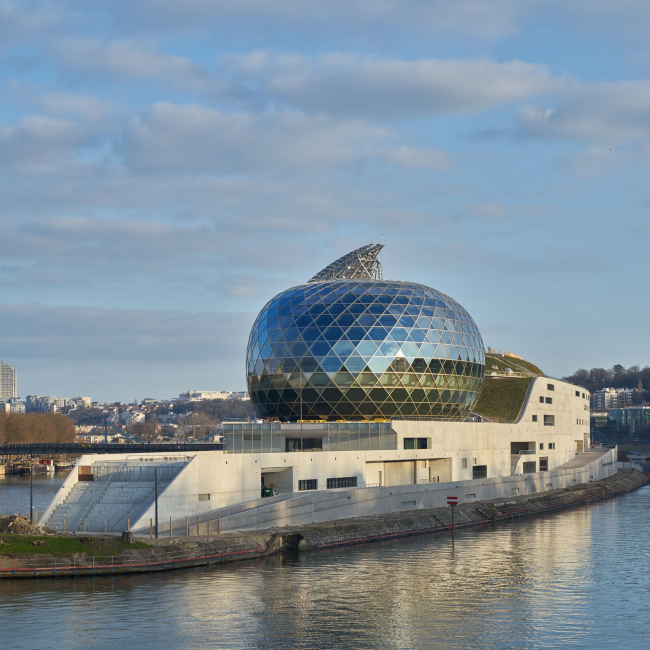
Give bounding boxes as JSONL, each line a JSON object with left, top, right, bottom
{"left": 1, "top": 469, "right": 646, "bottom": 579}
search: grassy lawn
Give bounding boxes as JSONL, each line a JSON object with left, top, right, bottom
{"left": 485, "top": 353, "right": 543, "bottom": 377}
{"left": 473, "top": 377, "right": 533, "bottom": 422}
{"left": 0, "top": 535, "right": 152, "bottom": 557}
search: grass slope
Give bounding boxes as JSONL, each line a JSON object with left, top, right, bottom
{"left": 473, "top": 377, "right": 533, "bottom": 422}
{"left": 0, "top": 535, "right": 151, "bottom": 556}
{"left": 485, "top": 354, "right": 544, "bottom": 377}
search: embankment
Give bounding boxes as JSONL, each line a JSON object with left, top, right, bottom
{"left": 1, "top": 469, "right": 646, "bottom": 579}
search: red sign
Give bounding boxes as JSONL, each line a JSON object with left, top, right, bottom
{"left": 447, "top": 496, "right": 458, "bottom": 505}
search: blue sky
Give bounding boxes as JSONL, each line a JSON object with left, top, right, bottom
{"left": 2, "top": 1, "right": 650, "bottom": 402}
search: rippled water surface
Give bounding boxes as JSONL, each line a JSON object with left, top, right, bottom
{"left": 1, "top": 483, "right": 650, "bottom": 650}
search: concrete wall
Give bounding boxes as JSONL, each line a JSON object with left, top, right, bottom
{"left": 164, "top": 447, "right": 617, "bottom": 534}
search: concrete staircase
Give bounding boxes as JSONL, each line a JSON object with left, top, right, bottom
{"left": 46, "top": 475, "right": 175, "bottom": 533}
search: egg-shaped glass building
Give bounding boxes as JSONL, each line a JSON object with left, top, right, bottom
{"left": 246, "top": 245, "right": 484, "bottom": 422}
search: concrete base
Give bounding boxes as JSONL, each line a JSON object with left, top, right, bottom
{"left": 133, "top": 448, "right": 616, "bottom": 534}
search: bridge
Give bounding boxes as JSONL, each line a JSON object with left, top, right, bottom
{"left": 0, "top": 442, "right": 224, "bottom": 456}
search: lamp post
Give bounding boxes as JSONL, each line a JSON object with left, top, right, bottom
{"left": 154, "top": 466, "right": 159, "bottom": 538}
{"left": 30, "top": 457, "right": 34, "bottom": 523}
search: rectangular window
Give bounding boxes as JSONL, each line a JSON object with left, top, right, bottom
{"left": 532, "top": 415, "right": 538, "bottom": 422}
{"left": 404, "top": 437, "right": 427, "bottom": 450}
{"left": 575, "top": 390, "right": 580, "bottom": 397}
{"left": 523, "top": 461, "right": 537, "bottom": 474}
{"left": 198, "top": 494, "right": 210, "bottom": 501}
{"left": 544, "top": 415, "right": 555, "bottom": 426}
{"left": 472, "top": 458, "right": 477, "bottom": 464}
{"left": 539, "top": 458, "right": 548, "bottom": 471}
{"left": 286, "top": 438, "right": 322, "bottom": 452}
{"left": 539, "top": 396, "right": 544, "bottom": 403}
{"left": 302, "top": 437, "right": 323, "bottom": 451}
{"left": 549, "top": 442, "right": 555, "bottom": 449}
{"left": 462, "top": 458, "right": 468, "bottom": 469}
{"left": 545, "top": 397, "right": 553, "bottom": 404}
{"left": 539, "top": 443, "right": 544, "bottom": 450}
{"left": 286, "top": 438, "right": 302, "bottom": 452}
{"left": 327, "top": 477, "right": 357, "bottom": 489}
{"left": 547, "top": 383, "right": 555, "bottom": 391}
{"left": 298, "top": 479, "right": 318, "bottom": 491}
{"left": 472, "top": 465, "right": 487, "bottom": 479}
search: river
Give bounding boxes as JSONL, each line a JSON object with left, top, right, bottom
{"left": 1, "top": 476, "right": 649, "bottom": 649}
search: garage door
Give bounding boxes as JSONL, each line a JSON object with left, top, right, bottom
{"left": 384, "top": 461, "right": 415, "bottom": 486}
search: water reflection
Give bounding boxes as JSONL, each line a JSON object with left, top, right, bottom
{"left": 1, "top": 488, "right": 649, "bottom": 650}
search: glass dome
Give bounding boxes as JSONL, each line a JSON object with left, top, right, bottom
{"left": 246, "top": 279, "right": 484, "bottom": 422}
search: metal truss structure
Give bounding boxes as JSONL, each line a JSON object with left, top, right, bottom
{"left": 308, "top": 243, "right": 384, "bottom": 283}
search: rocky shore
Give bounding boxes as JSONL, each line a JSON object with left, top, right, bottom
{"left": 1, "top": 469, "right": 646, "bottom": 579}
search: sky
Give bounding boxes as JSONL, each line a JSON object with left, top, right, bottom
{"left": 2, "top": 1, "right": 650, "bottom": 403}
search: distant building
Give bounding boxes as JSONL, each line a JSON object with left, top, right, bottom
{"left": 122, "top": 411, "right": 145, "bottom": 426}
{"left": 178, "top": 390, "right": 249, "bottom": 402}
{"left": 25, "top": 395, "right": 92, "bottom": 413}
{"left": 608, "top": 406, "right": 650, "bottom": 438}
{"left": 0, "top": 361, "right": 17, "bottom": 399}
{"left": 590, "top": 387, "right": 635, "bottom": 411}
{"left": 2, "top": 397, "right": 26, "bottom": 414}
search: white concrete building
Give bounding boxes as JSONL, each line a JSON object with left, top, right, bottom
{"left": 122, "top": 410, "right": 145, "bottom": 426}
{"left": 590, "top": 387, "right": 634, "bottom": 410}
{"left": 41, "top": 377, "right": 605, "bottom": 534}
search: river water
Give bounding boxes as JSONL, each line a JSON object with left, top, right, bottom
{"left": 1, "top": 477, "right": 649, "bottom": 650}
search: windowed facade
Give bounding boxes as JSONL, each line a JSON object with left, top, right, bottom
{"left": 545, "top": 397, "right": 553, "bottom": 404}
{"left": 539, "top": 443, "right": 544, "bottom": 450}
{"left": 223, "top": 421, "right": 396, "bottom": 454}
{"left": 544, "top": 415, "right": 555, "bottom": 426}
{"left": 532, "top": 415, "right": 538, "bottom": 422}
{"left": 327, "top": 477, "right": 358, "bottom": 489}
{"left": 547, "top": 383, "right": 555, "bottom": 391}
{"left": 523, "top": 461, "right": 536, "bottom": 474}
{"left": 548, "top": 442, "right": 556, "bottom": 449}
{"left": 539, "top": 458, "right": 548, "bottom": 471}
{"left": 298, "top": 479, "right": 318, "bottom": 491}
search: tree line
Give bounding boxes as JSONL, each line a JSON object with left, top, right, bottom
{"left": 0, "top": 412, "right": 76, "bottom": 443}
{"left": 562, "top": 364, "right": 650, "bottom": 392}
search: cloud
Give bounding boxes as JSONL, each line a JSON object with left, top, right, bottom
{"left": 382, "top": 145, "right": 451, "bottom": 170}
{"left": 121, "top": 102, "right": 390, "bottom": 173}
{"left": 517, "top": 81, "right": 650, "bottom": 144}
{"left": 32, "top": 92, "right": 116, "bottom": 121}
{"left": 0, "top": 303, "right": 253, "bottom": 363}
{"left": 0, "top": 114, "right": 93, "bottom": 165}
{"left": 82, "top": 0, "right": 529, "bottom": 39}
{"left": 558, "top": 147, "right": 635, "bottom": 178}
{"left": 53, "top": 38, "right": 243, "bottom": 99}
{"left": 224, "top": 52, "right": 558, "bottom": 118}
{"left": 465, "top": 203, "right": 509, "bottom": 222}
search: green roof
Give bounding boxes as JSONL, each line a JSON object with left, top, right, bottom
{"left": 473, "top": 377, "right": 534, "bottom": 422}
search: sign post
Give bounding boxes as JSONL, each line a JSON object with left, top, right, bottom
{"left": 447, "top": 496, "right": 458, "bottom": 532}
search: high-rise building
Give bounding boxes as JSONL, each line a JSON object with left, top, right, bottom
{"left": 0, "top": 361, "right": 17, "bottom": 399}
